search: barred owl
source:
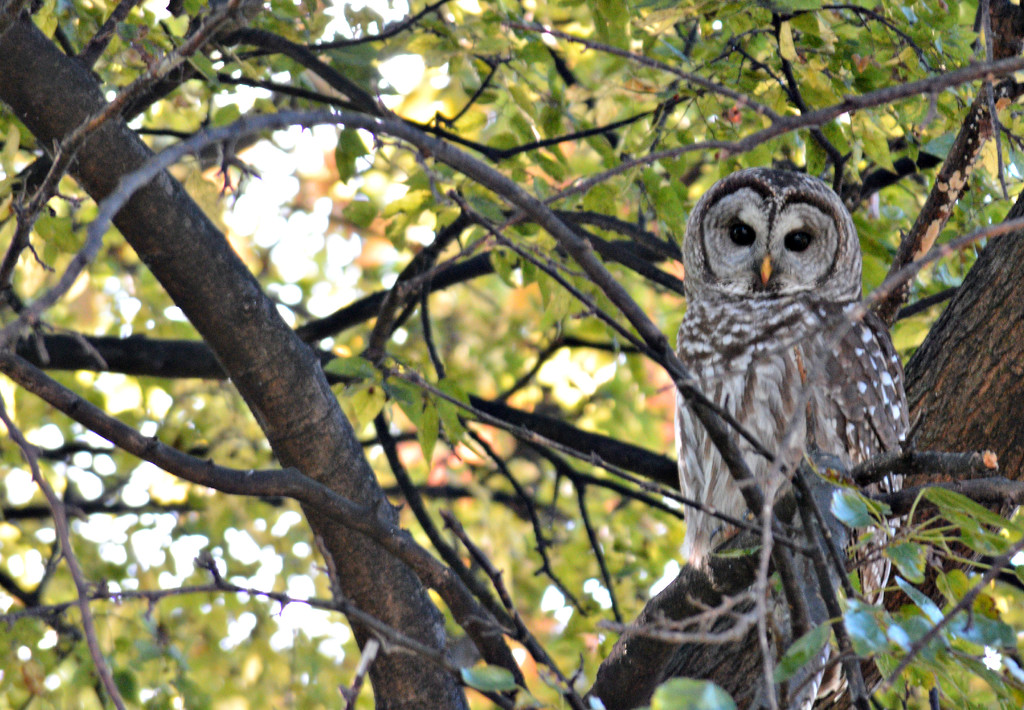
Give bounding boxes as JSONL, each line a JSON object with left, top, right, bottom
{"left": 674, "top": 168, "right": 907, "bottom": 704}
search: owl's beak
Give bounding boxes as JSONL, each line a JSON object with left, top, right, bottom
{"left": 759, "top": 255, "right": 773, "bottom": 285}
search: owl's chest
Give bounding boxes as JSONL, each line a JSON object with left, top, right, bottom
{"left": 676, "top": 299, "right": 837, "bottom": 441}
{"left": 677, "top": 298, "right": 826, "bottom": 371}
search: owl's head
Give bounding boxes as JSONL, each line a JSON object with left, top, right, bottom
{"left": 682, "top": 168, "right": 862, "bottom": 302}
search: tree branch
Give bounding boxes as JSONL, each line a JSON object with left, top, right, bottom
{"left": 0, "top": 19, "right": 467, "bottom": 705}
{"left": 0, "top": 394, "right": 127, "bottom": 710}
{"left": 0, "top": 350, "right": 523, "bottom": 682}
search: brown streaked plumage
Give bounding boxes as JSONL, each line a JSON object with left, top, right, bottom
{"left": 674, "top": 168, "right": 907, "bottom": 707}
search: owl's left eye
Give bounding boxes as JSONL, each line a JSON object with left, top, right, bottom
{"left": 784, "top": 230, "right": 813, "bottom": 252}
{"left": 728, "top": 222, "right": 756, "bottom": 246}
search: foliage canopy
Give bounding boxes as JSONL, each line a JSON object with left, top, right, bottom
{"left": 2, "top": 1, "right": 1024, "bottom": 709}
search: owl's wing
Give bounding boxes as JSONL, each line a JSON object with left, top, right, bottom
{"left": 808, "top": 306, "right": 908, "bottom": 615}
{"left": 819, "top": 308, "right": 909, "bottom": 465}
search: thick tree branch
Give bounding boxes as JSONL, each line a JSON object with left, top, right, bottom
{"left": 0, "top": 17, "right": 466, "bottom": 707}
{"left": 0, "top": 350, "right": 523, "bottom": 682}
{"left": 13, "top": 332, "right": 681, "bottom": 486}
{"left": 851, "top": 449, "right": 998, "bottom": 486}
{"left": 873, "top": 476, "right": 1024, "bottom": 515}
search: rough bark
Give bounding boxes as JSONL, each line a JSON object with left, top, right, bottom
{"left": 589, "top": 109, "right": 1024, "bottom": 710}
{"left": 0, "top": 16, "right": 465, "bottom": 710}
{"left": 591, "top": 191, "right": 1024, "bottom": 708}
{"left": 589, "top": 555, "right": 761, "bottom": 709}
{"left": 823, "top": 193, "right": 1024, "bottom": 710}
{"left": 903, "top": 193, "right": 1024, "bottom": 480}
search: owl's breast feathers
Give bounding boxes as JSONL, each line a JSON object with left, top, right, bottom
{"left": 675, "top": 296, "right": 907, "bottom": 563}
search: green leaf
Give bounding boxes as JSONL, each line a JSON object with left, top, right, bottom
{"left": 538, "top": 275, "right": 573, "bottom": 330}
{"left": 923, "top": 487, "right": 1020, "bottom": 534}
{"left": 490, "top": 247, "right": 520, "bottom": 287}
{"left": 418, "top": 399, "right": 439, "bottom": 464}
{"left": 885, "top": 542, "right": 926, "bottom": 584}
{"left": 886, "top": 621, "right": 912, "bottom": 651}
{"left": 855, "top": 114, "right": 895, "bottom": 172}
{"left": 805, "top": 131, "right": 827, "bottom": 179}
{"left": 460, "top": 665, "right": 518, "bottom": 692}
{"left": 712, "top": 545, "right": 761, "bottom": 559}
{"left": 922, "top": 134, "right": 956, "bottom": 160}
{"left": 34, "top": 212, "right": 81, "bottom": 252}
{"left": 831, "top": 490, "right": 871, "bottom": 527}
{"left": 898, "top": 614, "right": 947, "bottom": 661}
{"left": 820, "top": 120, "right": 850, "bottom": 156}
{"left": 324, "top": 356, "right": 377, "bottom": 382}
{"left": 895, "top": 576, "right": 944, "bottom": 624}
{"left": 583, "top": 183, "right": 620, "bottom": 214}
{"left": 1, "top": 123, "right": 20, "bottom": 176}
{"left": 342, "top": 200, "right": 377, "bottom": 228}
{"left": 950, "top": 611, "right": 1016, "bottom": 648}
{"left": 650, "top": 678, "right": 737, "bottom": 710}
{"left": 771, "top": 0, "right": 822, "bottom": 9}
{"left": 337, "top": 383, "right": 386, "bottom": 431}
{"left": 844, "top": 602, "right": 887, "bottom": 655}
{"left": 335, "top": 129, "right": 368, "bottom": 183}
{"left": 775, "top": 623, "right": 830, "bottom": 683}
{"left": 113, "top": 667, "right": 140, "bottom": 701}
{"left": 382, "top": 189, "right": 431, "bottom": 219}
{"left": 437, "top": 378, "right": 468, "bottom": 444}
{"left": 211, "top": 104, "right": 241, "bottom": 127}
{"left": 188, "top": 53, "right": 217, "bottom": 81}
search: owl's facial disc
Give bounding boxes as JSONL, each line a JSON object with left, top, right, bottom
{"left": 700, "top": 189, "right": 842, "bottom": 297}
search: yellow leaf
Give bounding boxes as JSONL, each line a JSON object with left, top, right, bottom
{"left": 980, "top": 140, "right": 999, "bottom": 177}
{"left": 2, "top": 123, "right": 19, "bottom": 175}
{"left": 779, "top": 21, "right": 797, "bottom": 62}
{"left": 338, "top": 383, "right": 386, "bottom": 431}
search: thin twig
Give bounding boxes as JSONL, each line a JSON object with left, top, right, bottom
{"left": 506, "top": 21, "right": 780, "bottom": 121}
{"left": 0, "top": 394, "right": 127, "bottom": 710}
{"left": 882, "top": 535, "right": 1024, "bottom": 690}
{"left": 469, "top": 429, "right": 584, "bottom": 612}
{"left": 596, "top": 590, "right": 759, "bottom": 646}
{"left": 341, "top": 639, "right": 379, "bottom": 709}
{"left": 440, "top": 510, "right": 587, "bottom": 710}
{"left": 894, "top": 287, "right": 958, "bottom": 321}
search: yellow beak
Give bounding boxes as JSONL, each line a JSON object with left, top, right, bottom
{"left": 759, "top": 255, "right": 772, "bottom": 286}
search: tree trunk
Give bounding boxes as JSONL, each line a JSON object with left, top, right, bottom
{"left": 0, "top": 16, "right": 465, "bottom": 709}
{"left": 903, "top": 197, "right": 1024, "bottom": 480}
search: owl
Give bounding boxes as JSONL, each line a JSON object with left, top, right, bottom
{"left": 674, "top": 168, "right": 907, "bottom": 703}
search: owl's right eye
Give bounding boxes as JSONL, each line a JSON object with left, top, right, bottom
{"left": 728, "top": 222, "right": 756, "bottom": 246}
